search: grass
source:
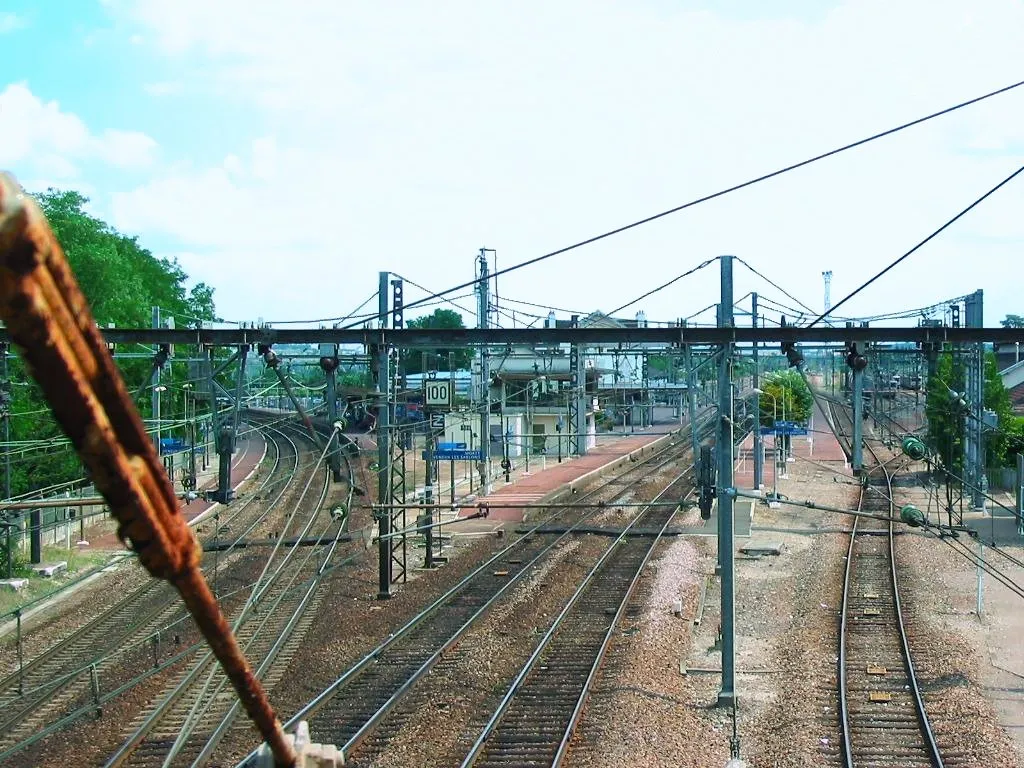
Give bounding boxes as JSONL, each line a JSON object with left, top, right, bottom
{"left": 0, "top": 546, "right": 120, "bottom": 618}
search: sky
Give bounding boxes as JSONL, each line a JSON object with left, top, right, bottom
{"left": 1, "top": 0, "right": 1023, "bottom": 330}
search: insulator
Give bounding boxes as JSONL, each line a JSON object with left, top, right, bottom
{"left": 900, "top": 504, "right": 926, "bottom": 528}
{"left": 900, "top": 436, "right": 928, "bottom": 461}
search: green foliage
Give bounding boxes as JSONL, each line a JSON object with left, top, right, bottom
{"left": 925, "top": 352, "right": 964, "bottom": 475}
{"left": 923, "top": 350, "right": 1021, "bottom": 471}
{"left": 403, "top": 309, "right": 472, "bottom": 375}
{"left": 1000, "top": 314, "right": 1024, "bottom": 329}
{"left": 36, "top": 190, "right": 218, "bottom": 326}
{"left": 2, "top": 189, "right": 219, "bottom": 498}
{"left": 983, "top": 351, "right": 1024, "bottom": 468}
{"left": 757, "top": 369, "right": 812, "bottom": 426}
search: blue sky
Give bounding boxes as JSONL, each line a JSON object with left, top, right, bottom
{"left": 2, "top": 1, "right": 1023, "bottom": 327}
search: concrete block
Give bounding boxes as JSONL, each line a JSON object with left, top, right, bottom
{"left": 0, "top": 579, "right": 29, "bottom": 591}
{"left": 32, "top": 561, "right": 68, "bottom": 578}
{"left": 740, "top": 541, "right": 785, "bottom": 557}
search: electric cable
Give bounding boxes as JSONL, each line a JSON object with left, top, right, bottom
{"left": 734, "top": 257, "right": 819, "bottom": 320}
{"left": 264, "top": 290, "right": 380, "bottom": 326}
{"left": 810, "top": 163, "right": 1024, "bottom": 327}
{"left": 339, "top": 78, "right": 1024, "bottom": 329}
{"left": 605, "top": 257, "right": 720, "bottom": 318}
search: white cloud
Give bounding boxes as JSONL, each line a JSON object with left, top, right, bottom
{"left": 103, "top": 1, "right": 1024, "bottom": 324}
{"left": 0, "top": 12, "right": 25, "bottom": 34}
{"left": 0, "top": 83, "right": 159, "bottom": 182}
{"left": 143, "top": 80, "right": 183, "bottom": 96}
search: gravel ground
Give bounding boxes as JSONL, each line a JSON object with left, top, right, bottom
{"left": 569, "top": 455, "right": 858, "bottom": 767}
{"left": 346, "top": 536, "right": 608, "bottom": 768}
{"left": 565, "top": 444, "right": 1024, "bottom": 767}
{"left": 211, "top": 524, "right": 505, "bottom": 765}
{"left": 0, "top": 430, "right": 342, "bottom": 766}
{"left": 250, "top": 448, "right": 700, "bottom": 768}
{"left": 892, "top": 477, "right": 1024, "bottom": 766}
{"left": 27, "top": 423, "right": 1024, "bottom": 767}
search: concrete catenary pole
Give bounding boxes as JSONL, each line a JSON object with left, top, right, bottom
{"left": 751, "top": 293, "right": 763, "bottom": 491}
{"left": 717, "top": 254, "right": 737, "bottom": 708}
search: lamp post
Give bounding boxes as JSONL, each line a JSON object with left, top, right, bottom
{"left": 754, "top": 388, "right": 778, "bottom": 502}
{"left": 154, "top": 384, "right": 167, "bottom": 455}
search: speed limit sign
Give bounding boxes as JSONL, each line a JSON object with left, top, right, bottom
{"left": 423, "top": 379, "right": 452, "bottom": 408}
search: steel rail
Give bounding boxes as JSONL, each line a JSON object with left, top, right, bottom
{"left": 461, "top": 467, "right": 694, "bottom": 767}
{"left": 157, "top": 429, "right": 339, "bottom": 766}
{"left": 105, "top": 427, "right": 334, "bottom": 767}
{"left": 178, "top": 425, "right": 358, "bottom": 767}
{"left": 319, "top": 436, "right": 704, "bottom": 765}
{"left": 0, "top": 423, "right": 291, "bottom": 752}
{"left": 234, "top": 415, "right": 715, "bottom": 766}
{"left": 838, "top": 441, "right": 942, "bottom": 767}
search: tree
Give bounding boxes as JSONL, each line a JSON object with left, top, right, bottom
{"left": 2, "top": 189, "right": 220, "bottom": 498}
{"left": 923, "top": 349, "right": 1024, "bottom": 473}
{"left": 758, "top": 369, "right": 812, "bottom": 427}
{"left": 402, "top": 309, "right": 472, "bottom": 375}
{"left": 1000, "top": 314, "right": 1024, "bottom": 329}
{"left": 925, "top": 351, "right": 965, "bottom": 475}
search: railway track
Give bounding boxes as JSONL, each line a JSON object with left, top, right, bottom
{"left": 105, "top": 422, "right": 342, "bottom": 767}
{"left": 838, "top": 453, "right": 942, "bottom": 767}
{"left": 0, "top": 418, "right": 325, "bottom": 760}
{"left": 461, "top": 464, "right": 694, "bottom": 766}
{"left": 236, "top": 417, "right": 716, "bottom": 767}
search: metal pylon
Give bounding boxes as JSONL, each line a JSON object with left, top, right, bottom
{"left": 388, "top": 278, "right": 407, "bottom": 584}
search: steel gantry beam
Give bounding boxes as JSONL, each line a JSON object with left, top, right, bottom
{"left": 11, "top": 326, "right": 1023, "bottom": 347}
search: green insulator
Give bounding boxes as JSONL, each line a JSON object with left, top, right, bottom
{"left": 900, "top": 504, "right": 926, "bottom": 528}
{"left": 901, "top": 436, "right": 927, "bottom": 461}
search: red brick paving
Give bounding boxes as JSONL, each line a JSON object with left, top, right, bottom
{"left": 733, "top": 399, "right": 848, "bottom": 490}
{"left": 86, "top": 432, "right": 267, "bottom": 550}
{"left": 461, "top": 428, "right": 673, "bottom": 522}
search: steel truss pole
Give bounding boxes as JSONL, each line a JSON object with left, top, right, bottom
{"left": 376, "top": 272, "right": 393, "bottom": 598}
{"left": 683, "top": 322, "right": 699, "bottom": 460}
{"left": 388, "top": 278, "right": 408, "bottom": 583}
{"left": 477, "top": 250, "right": 493, "bottom": 493}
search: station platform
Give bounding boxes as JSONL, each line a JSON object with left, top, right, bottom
{"left": 181, "top": 429, "right": 268, "bottom": 525}
{"left": 458, "top": 426, "right": 680, "bottom": 523}
{"left": 86, "top": 429, "right": 267, "bottom": 550}
{"left": 733, "top": 398, "right": 849, "bottom": 491}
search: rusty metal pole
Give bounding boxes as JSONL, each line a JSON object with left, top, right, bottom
{"left": 0, "top": 174, "right": 295, "bottom": 767}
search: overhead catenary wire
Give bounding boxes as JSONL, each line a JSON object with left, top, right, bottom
{"left": 335, "top": 78, "right": 1024, "bottom": 329}
{"left": 810, "top": 163, "right": 1024, "bottom": 327}
{"left": 734, "top": 257, "right": 820, "bottom": 320}
{"left": 605, "top": 257, "right": 721, "bottom": 318}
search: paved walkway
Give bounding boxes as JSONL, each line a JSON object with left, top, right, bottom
{"left": 734, "top": 399, "right": 848, "bottom": 491}
{"left": 86, "top": 429, "right": 267, "bottom": 549}
{"left": 458, "top": 426, "right": 676, "bottom": 523}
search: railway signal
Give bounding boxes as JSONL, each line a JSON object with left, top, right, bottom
{"left": 698, "top": 444, "right": 716, "bottom": 519}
